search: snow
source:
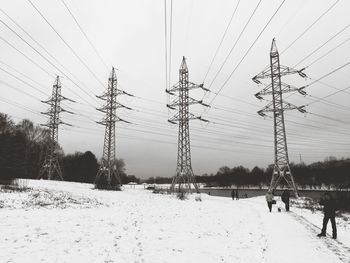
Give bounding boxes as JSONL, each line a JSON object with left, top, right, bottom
{"left": 0, "top": 180, "right": 349, "bottom": 263}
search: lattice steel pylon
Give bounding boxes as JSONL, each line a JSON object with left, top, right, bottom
{"left": 95, "top": 67, "right": 132, "bottom": 190}
{"left": 39, "top": 76, "right": 73, "bottom": 180}
{"left": 252, "top": 39, "right": 307, "bottom": 197}
{"left": 166, "top": 56, "right": 209, "bottom": 193}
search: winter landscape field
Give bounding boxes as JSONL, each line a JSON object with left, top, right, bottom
{"left": 1, "top": 180, "right": 349, "bottom": 263}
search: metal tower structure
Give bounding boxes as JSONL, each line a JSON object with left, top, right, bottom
{"left": 166, "top": 56, "right": 209, "bottom": 193}
{"left": 252, "top": 39, "right": 307, "bottom": 197}
{"left": 95, "top": 67, "right": 132, "bottom": 190}
{"left": 39, "top": 76, "right": 73, "bottom": 180}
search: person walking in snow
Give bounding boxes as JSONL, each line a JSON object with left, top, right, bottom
{"left": 235, "top": 189, "right": 239, "bottom": 200}
{"left": 281, "top": 190, "right": 290, "bottom": 212}
{"left": 231, "top": 189, "right": 235, "bottom": 200}
{"left": 317, "top": 192, "right": 337, "bottom": 239}
{"left": 265, "top": 190, "right": 275, "bottom": 212}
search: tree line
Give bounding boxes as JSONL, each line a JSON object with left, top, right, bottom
{"left": 0, "top": 113, "right": 138, "bottom": 185}
{"left": 145, "top": 160, "right": 350, "bottom": 189}
{"left": 195, "top": 159, "right": 350, "bottom": 189}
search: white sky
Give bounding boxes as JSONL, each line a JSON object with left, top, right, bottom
{"left": 0, "top": 0, "right": 350, "bottom": 178}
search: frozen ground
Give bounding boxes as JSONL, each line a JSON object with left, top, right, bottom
{"left": 0, "top": 180, "right": 349, "bottom": 263}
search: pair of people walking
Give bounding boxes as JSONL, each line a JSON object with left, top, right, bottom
{"left": 231, "top": 189, "right": 239, "bottom": 200}
{"left": 265, "top": 190, "right": 290, "bottom": 212}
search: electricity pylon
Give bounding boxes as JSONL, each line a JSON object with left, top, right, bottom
{"left": 95, "top": 67, "right": 132, "bottom": 190}
{"left": 166, "top": 56, "right": 209, "bottom": 193}
{"left": 252, "top": 38, "right": 307, "bottom": 197}
{"left": 39, "top": 76, "right": 74, "bottom": 180}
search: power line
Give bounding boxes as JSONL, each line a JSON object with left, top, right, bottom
{"left": 206, "top": 0, "right": 263, "bottom": 90}
{"left": 0, "top": 59, "right": 48, "bottom": 89}
{"left": 168, "top": 0, "right": 173, "bottom": 90}
{"left": 59, "top": 0, "right": 110, "bottom": 71}
{"left": 202, "top": 0, "right": 241, "bottom": 83}
{"left": 205, "top": 0, "right": 287, "bottom": 111}
{"left": 0, "top": 7, "right": 99, "bottom": 105}
{"left": 293, "top": 22, "right": 350, "bottom": 68}
{"left": 0, "top": 66, "right": 48, "bottom": 96}
{"left": 0, "top": 19, "right": 99, "bottom": 106}
{"left": 0, "top": 35, "right": 54, "bottom": 78}
{"left": 307, "top": 37, "right": 350, "bottom": 68}
{"left": 0, "top": 79, "right": 41, "bottom": 101}
{"left": 280, "top": 0, "right": 341, "bottom": 56}
{"left": 27, "top": 0, "right": 105, "bottom": 89}
{"left": 164, "top": 0, "right": 168, "bottom": 92}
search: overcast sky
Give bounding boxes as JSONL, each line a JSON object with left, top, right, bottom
{"left": 0, "top": 0, "right": 350, "bottom": 179}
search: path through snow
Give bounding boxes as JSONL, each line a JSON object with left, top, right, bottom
{"left": 0, "top": 181, "right": 349, "bottom": 263}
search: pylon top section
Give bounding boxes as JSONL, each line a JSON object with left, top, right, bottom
{"left": 109, "top": 67, "right": 116, "bottom": 81}
{"left": 54, "top": 75, "right": 60, "bottom": 87}
{"left": 270, "top": 38, "right": 278, "bottom": 55}
{"left": 180, "top": 56, "right": 188, "bottom": 73}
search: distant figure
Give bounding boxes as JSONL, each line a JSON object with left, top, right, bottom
{"left": 265, "top": 191, "right": 275, "bottom": 212}
{"left": 244, "top": 193, "right": 248, "bottom": 198}
{"left": 317, "top": 193, "right": 337, "bottom": 239}
{"left": 235, "top": 189, "right": 239, "bottom": 200}
{"left": 281, "top": 190, "right": 290, "bottom": 212}
{"left": 231, "top": 189, "right": 235, "bottom": 200}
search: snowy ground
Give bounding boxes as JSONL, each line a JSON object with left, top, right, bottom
{"left": 0, "top": 180, "right": 349, "bottom": 263}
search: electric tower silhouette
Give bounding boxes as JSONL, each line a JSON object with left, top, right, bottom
{"left": 166, "top": 57, "right": 209, "bottom": 193}
{"left": 252, "top": 39, "right": 307, "bottom": 196}
{"left": 95, "top": 67, "right": 132, "bottom": 190}
{"left": 38, "top": 76, "right": 73, "bottom": 180}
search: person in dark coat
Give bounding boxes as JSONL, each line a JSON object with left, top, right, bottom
{"left": 231, "top": 189, "right": 235, "bottom": 200}
{"left": 317, "top": 193, "right": 337, "bottom": 239}
{"left": 281, "top": 190, "right": 290, "bottom": 212}
{"left": 235, "top": 189, "right": 239, "bottom": 200}
{"left": 265, "top": 191, "right": 275, "bottom": 212}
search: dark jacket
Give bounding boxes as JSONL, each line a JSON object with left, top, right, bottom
{"left": 319, "top": 198, "right": 336, "bottom": 217}
{"left": 281, "top": 191, "right": 290, "bottom": 203}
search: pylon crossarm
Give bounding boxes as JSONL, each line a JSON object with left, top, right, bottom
{"left": 282, "top": 101, "right": 300, "bottom": 111}
{"left": 60, "top": 95, "right": 76, "bottom": 103}
{"left": 116, "top": 102, "right": 132, "bottom": 110}
{"left": 167, "top": 97, "right": 180, "bottom": 108}
{"left": 166, "top": 82, "right": 180, "bottom": 93}
{"left": 279, "top": 65, "right": 307, "bottom": 78}
{"left": 61, "top": 121, "right": 72, "bottom": 127}
{"left": 252, "top": 66, "right": 271, "bottom": 82}
{"left": 257, "top": 82, "right": 304, "bottom": 97}
{"left": 96, "top": 93, "right": 108, "bottom": 100}
{"left": 116, "top": 117, "right": 132, "bottom": 124}
{"left": 258, "top": 101, "right": 274, "bottom": 114}
{"left": 169, "top": 112, "right": 202, "bottom": 123}
{"left": 188, "top": 82, "right": 208, "bottom": 91}
{"left": 168, "top": 96, "right": 205, "bottom": 107}
{"left": 198, "top": 116, "right": 209, "bottom": 122}
{"left": 60, "top": 108, "right": 74, "bottom": 114}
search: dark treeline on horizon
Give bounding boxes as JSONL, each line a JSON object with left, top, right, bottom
{"left": 1, "top": 113, "right": 349, "bottom": 188}
{"left": 0, "top": 113, "right": 138, "bottom": 185}
{"left": 146, "top": 159, "right": 350, "bottom": 189}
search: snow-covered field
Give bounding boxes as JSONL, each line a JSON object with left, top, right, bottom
{"left": 0, "top": 180, "right": 349, "bottom": 263}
